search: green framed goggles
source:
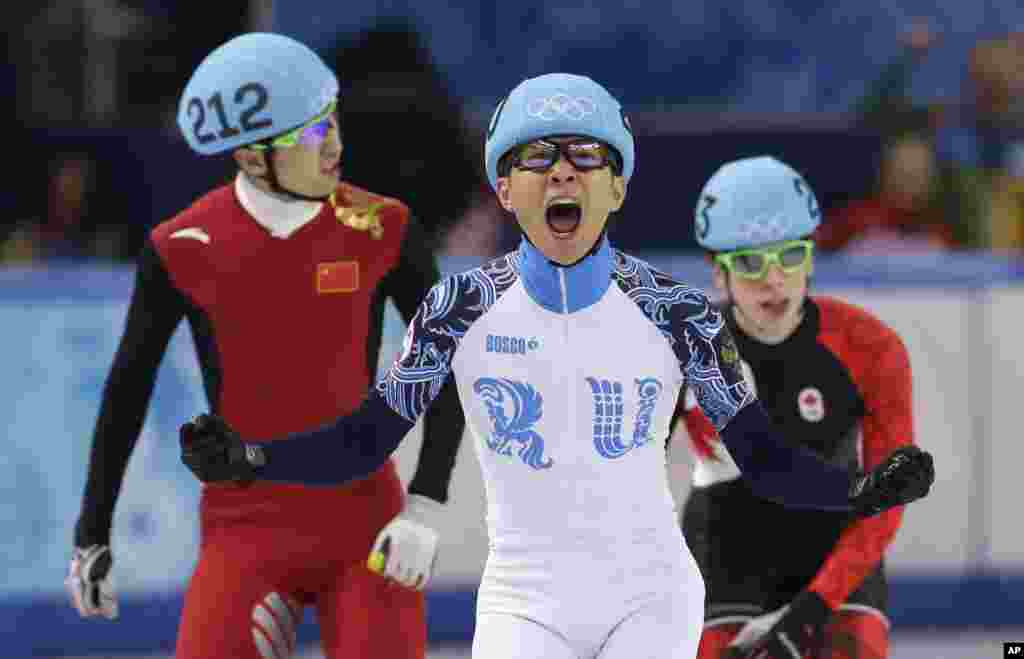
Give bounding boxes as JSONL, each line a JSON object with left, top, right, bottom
{"left": 249, "top": 100, "right": 338, "bottom": 151}
{"left": 714, "top": 240, "right": 814, "bottom": 280}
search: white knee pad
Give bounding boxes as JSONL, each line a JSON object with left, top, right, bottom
{"left": 251, "top": 591, "right": 302, "bottom": 659}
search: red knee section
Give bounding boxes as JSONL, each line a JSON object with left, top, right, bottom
{"left": 318, "top": 566, "right": 426, "bottom": 659}
{"left": 821, "top": 609, "right": 889, "bottom": 659}
{"left": 697, "top": 623, "right": 743, "bottom": 659}
{"left": 696, "top": 611, "right": 887, "bottom": 659}
{"left": 175, "top": 462, "right": 420, "bottom": 658}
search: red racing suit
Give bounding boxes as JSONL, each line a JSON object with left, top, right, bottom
{"left": 75, "top": 180, "right": 465, "bottom": 658}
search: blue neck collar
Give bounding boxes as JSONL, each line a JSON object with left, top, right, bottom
{"left": 516, "top": 235, "right": 614, "bottom": 314}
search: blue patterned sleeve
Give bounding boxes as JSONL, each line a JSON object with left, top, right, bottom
{"left": 377, "top": 258, "right": 516, "bottom": 420}
{"left": 613, "top": 254, "right": 754, "bottom": 427}
{"left": 376, "top": 274, "right": 466, "bottom": 422}
{"left": 378, "top": 250, "right": 516, "bottom": 411}
{"left": 675, "top": 294, "right": 755, "bottom": 430}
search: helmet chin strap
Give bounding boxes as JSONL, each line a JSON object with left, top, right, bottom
{"left": 258, "top": 153, "right": 332, "bottom": 203}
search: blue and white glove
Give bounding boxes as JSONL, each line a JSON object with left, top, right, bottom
{"left": 66, "top": 545, "right": 118, "bottom": 620}
{"left": 367, "top": 494, "right": 441, "bottom": 590}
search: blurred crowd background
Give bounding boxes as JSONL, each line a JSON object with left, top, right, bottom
{"left": 7, "top": 1, "right": 1024, "bottom": 265}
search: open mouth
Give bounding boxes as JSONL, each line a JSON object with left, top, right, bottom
{"left": 545, "top": 200, "right": 582, "bottom": 237}
{"left": 760, "top": 299, "right": 790, "bottom": 315}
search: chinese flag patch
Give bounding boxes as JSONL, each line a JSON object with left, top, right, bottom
{"left": 316, "top": 261, "right": 359, "bottom": 294}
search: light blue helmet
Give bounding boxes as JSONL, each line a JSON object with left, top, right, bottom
{"left": 484, "top": 73, "right": 634, "bottom": 190}
{"left": 695, "top": 156, "right": 821, "bottom": 251}
{"left": 177, "top": 33, "right": 339, "bottom": 156}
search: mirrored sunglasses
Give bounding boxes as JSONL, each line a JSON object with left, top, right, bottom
{"left": 511, "top": 138, "right": 619, "bottom": 173}
{"left": 249, "top": 100, "right": 338, "bottom": 151}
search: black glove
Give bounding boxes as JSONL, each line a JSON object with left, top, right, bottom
{"left": 849, "top": 444, "right": 935, "bottom": 516}
{"left": 725, "top": 591, "right": 832, "bottom": 659}
{"left": 180, "top": 413, "right": 265, "bottom": 483}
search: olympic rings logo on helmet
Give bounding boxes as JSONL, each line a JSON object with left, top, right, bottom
{"left": 526, "top": 94, "right": 597, "bottom": 121}
{"left": 694, "top": 156, "right": 822, "bottom": 251}
{"left": 735, "top": 219, "right": 789, "bottom": 244}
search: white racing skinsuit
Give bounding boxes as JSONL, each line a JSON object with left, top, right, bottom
{"left": 259, "top": 235, "right": 854, "bottom": 658}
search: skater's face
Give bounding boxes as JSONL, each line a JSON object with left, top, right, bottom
{"left": 712, "top": 240, "right": 812, "bottom": 343}
{"left": 234, "top": 101, "right": 343, "bottom": 198}
{"left": 495, "top": 136, "right": 626, "bottom": 265}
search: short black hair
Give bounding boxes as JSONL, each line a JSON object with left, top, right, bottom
{"left": 497, "top": 150, "right": 516, "bottom": 178}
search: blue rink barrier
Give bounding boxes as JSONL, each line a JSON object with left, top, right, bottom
{"left": 4, "top": 575, "right": 1024, "bottom": 656}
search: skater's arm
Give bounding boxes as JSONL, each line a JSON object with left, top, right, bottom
{"left": 384, "top": 217, "right": 466, "bottom": 503}
{"left": 76, "top": 242, "right": 188, "bottom": 547}
{"left": 715, "top": 402, "right": 854, "bottom": 511}
{"left": 808, "top": 325, "right": 913, "bottom": 606}
{"left": 255, "top": 389, "right": 421, "bottom": 485}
